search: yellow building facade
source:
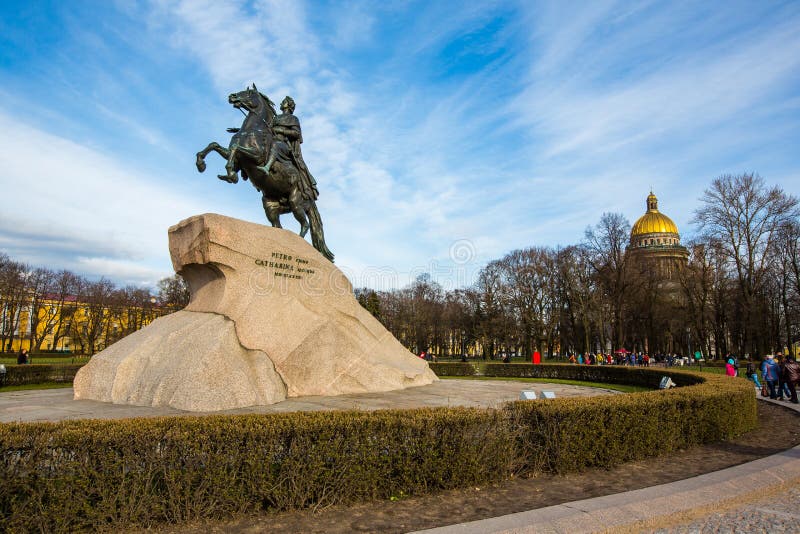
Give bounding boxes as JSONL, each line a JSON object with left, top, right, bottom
{"left": 1, "top": 296, "right": 163, "bottom": 354}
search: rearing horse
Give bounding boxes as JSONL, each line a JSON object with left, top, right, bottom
{"left": 195, "top": 84, "right": 334, "bottom": 262}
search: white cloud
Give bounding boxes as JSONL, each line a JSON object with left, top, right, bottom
{"left": 0, "top": 110, "right": 226, "bottom": 284}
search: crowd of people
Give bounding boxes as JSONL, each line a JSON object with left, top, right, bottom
{"left": 750, "top": 354, "right": 800, "bottom": 404}
{"left": 565, "top": 350, "right": 799, "bottom": 404}
{"left": 566, "top": 352, "right": 696, "bottom": 367}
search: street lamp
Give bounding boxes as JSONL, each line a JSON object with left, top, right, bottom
{"left": 686, "top": 326, "right": 691, "bottom": 360}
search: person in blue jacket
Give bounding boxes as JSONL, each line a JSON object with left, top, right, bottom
{"left": 761, "top": 355, "right": 780, "bottom": 399}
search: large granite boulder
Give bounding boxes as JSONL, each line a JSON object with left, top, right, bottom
{"left": 74, "top": 213, "right": 437, "bottom": 411}
{"left": 72, "top": 311, "right": 286, "bottom": 411}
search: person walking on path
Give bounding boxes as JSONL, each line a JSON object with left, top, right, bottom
{"left": 725, "top": 357, "right": 737, "bottom": 377}
{"left": 782, "top": 355, "right": 800, "bottom": 404}
{"left": 761, "top": 355, "right": 780, "bottom": 399}
{"left": 745, "top": 358, "right": 761, "bottom": 389}
{"left": 777, "top": 355, "right": 792, "bottom": 400}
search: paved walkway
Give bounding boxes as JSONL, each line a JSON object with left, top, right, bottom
{"left": 413, "top": 396, "right": 800, "bottom": 534}
{"left": 652, "top": 484, "right": 800, "bottom": 533}
{"left": 0, "top": 379, "right": 618, "bottom": 423}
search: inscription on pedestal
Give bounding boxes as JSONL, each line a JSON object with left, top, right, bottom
{"left": 255, "top": 251, "right": 316, "bottom": 279}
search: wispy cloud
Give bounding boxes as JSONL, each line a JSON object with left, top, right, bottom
{"left": 0, "top": 1, "right": 798, "bottom": 290}
{"left": 0, "top": 110, "right": 228, "bottom": 284}
{"left": 501, "top": 1, "right": 800, "bottom": 242}
{"left": 152, "top": 0, "right": 521, "bottom": 273}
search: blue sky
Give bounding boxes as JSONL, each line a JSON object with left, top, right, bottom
{"left": 1, "top": 0, "right": 798, "bottom": 290}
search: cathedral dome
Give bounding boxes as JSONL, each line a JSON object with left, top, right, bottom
{"left": 631, "top": 192, "right": 679, "bottom": 237}
{"left": 628, "top": 191, "right": 688, "bottom": 277}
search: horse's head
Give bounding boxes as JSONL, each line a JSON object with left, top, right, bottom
{"left": 228, "top": 84, "right": 275, "bottom": 117}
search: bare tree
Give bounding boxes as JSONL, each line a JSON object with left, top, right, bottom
{"left": 776, "top": 221, "right": 800, "bottom": 352}
{"left": 118, "top": 285, "right": 158, "bottom": 336}
{"left": 496, "top": 247, "right": 556, "bottom": 357}
{"left": 680, "top": 242, "right": 721, "bottom": 359}
{"left": 407, "top": 274, "right": 444, "bottom": 355}
{"left": 157, "top": 274, "right": 190, "bottom": 310}
{"left": 693, "top": 173, "right": 799, "bottom": 356}
{"left": 25, "top": 267, "right": 56, "bottom": 352}
{"left": 0, "top": 256, "right": 29, "bottom": 352}
{"left": 71, "top": 278, "right": 117, "bottom": 355}
{"left": 584, "top": 213, "right": 632, "bottom": 349}
{"left": 476, "top": 260, "right": 514, "bottom": 359}
{"left": 556, "top": 246, "right": 595, "bottom": 355}
{"left": 46, "top": 270, "right": 82, "bottom": 352}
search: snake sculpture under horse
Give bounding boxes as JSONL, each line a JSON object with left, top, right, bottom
{"left": 195, "top": 85, "right": 334, "bottom": 262}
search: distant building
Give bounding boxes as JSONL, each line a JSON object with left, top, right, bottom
{"left": 627, "top": 191, "right": 688, "bottom": 276}
{"left": 1, "top": 294, "right": 165, "bottom": 354}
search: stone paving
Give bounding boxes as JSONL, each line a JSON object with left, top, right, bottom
{"left": 0, "top": 379, "right": 619, "bottom": 423}
{"left": 648, "top": 398, "right": 800, "bottom": 534}
{"left": 652, "top": 485, "right": 800, "bottom": 533}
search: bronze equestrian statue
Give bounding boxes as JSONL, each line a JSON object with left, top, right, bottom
{"left": 195, "top": 85, "right": 334, "bottom": 262}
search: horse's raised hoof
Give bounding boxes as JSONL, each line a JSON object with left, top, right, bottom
{"left": 196, "top": 154, "right": 206, "bottom": 172}
{"left": 217, "top": 174, "right": 238, "bottom": 184}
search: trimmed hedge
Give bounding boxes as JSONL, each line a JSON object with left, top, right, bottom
{"left": 0, "top": 366, "right": 757, "bottom": 532}
{"left": 0, "top": 409, "right": 517, "bottom": 532}
{"left": 482, "top": 363, "right": 704, "bottom": 388}
{"left": 428, "top": 362, "right": 476, "bottom": 376}
{"left": 497, "top": 366, "right": 755, "bottom": 473}
{"left": 0, "top": 364, "right": 84, "bottom": 386}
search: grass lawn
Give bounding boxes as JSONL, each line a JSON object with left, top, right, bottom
{"left": 440, "top": 375, "right": 650, "bottom": 393}
{"left": 697, "top": 365, "right": 726, "bottom": 374}
{"left": 0, "top": 382, "right": 73, "bottom": 392}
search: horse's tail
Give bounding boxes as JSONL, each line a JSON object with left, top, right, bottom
{"left": 308, "top": 202, "right": 334, "bottom": 262}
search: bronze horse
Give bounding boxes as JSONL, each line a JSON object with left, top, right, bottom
{"left": 195, "top": 85, "right": 334, "bottom": 262}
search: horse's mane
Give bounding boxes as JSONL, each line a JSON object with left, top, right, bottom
{"left": 260, "top": 93, "right": 276, "bottom": 117}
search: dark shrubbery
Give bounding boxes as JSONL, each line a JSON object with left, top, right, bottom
{"left": 482, "top": 363, "right": 704, "bottom": 387}
{"left": 0, "top": 366, "right": 756, "bottom": 532}
{"left": 0, "top": 364, "right": 83, "bottom": 386}
{"left": 428, "top": 362, "right": 476, "bottom": 376}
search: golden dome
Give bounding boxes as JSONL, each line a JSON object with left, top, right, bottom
{"left": 631, "top": 192, "right": 679, "bottom": 237}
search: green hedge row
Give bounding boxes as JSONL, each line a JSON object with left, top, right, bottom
{"left": 0, "top": 409, "right": 517, "bottom": 532}
{"left": 502, "top": 368, "right": 754, "bottom": 473}
{"left": 0, "top": 367, "right": 756, "bottom": 532}
{"left": 428, "top": 362, "right": 476, "bottom": 376}
{"left": 0, "top": 364, "right": 83, "bottom": 386}
{"left": 482, "top": 363, "right": 704, "bottom": 387}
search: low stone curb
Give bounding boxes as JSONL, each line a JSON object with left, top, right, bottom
{"left": 413, "top": 397, "right": 800, "bottom": 534}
